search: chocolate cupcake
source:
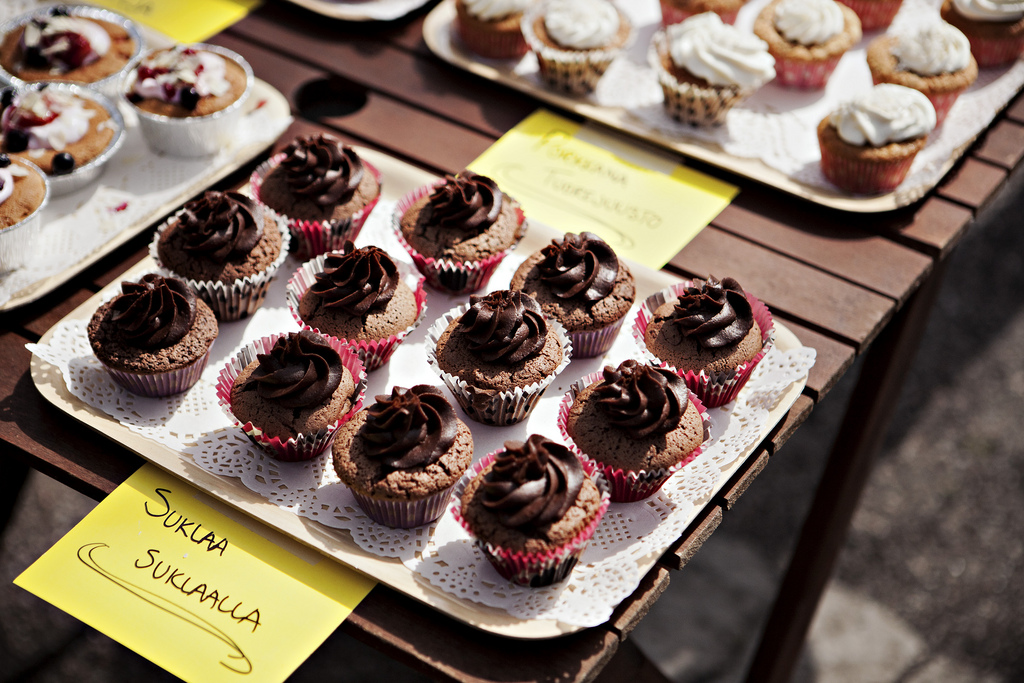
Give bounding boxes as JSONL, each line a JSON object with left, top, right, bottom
{"left": 634, "top": 276, "right": 774, "bottom": 407}
{"left": 217, "top": 330, "right": 366, "bottom": 462}
{"left": 0, "top": 155, "right": 48, "bottom": 272}
{"left": 0, "top": 83, "right": 125, "bottom": 195}
{"left": 287, "top": 241, "right": 427, "bottom": 371}
{"left": 87, "top": 274, "right": 218, "bottom": 397}
{"left": 124, "top": 43, "right": 253, "bottom": 157}
{"left": 453, "top": 434, "right": 610, "bottom": 586}
{"left": 427, "top": 290, "right": 571, "bottom": 426}
{"left": 333, "top": 385, "right": 474, "bottom": 527}
{"left": 152, "top": 190, "right": 289, "bottom": 321}
{"left": 394, "top": 171, "right": 526, "bottom": 294}
{"left": 251, "top": 133, "right": 382, "bottom": 259}
{"left": 559, "top": 360, "right": 710, "bottom": 501}
{"left": 510, "top": 231, "right": 634, "bottom": 357}
{"left": 0, "top": 5, "right": 142, "bottom": 97}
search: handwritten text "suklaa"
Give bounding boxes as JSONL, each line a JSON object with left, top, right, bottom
{"left": 144, "top": 488, "right": 229, "bottom": 556}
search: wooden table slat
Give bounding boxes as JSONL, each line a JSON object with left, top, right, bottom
{"left": 663, "top": 505, "right": 724, "bottom": 571}
{"left": 719, "top": 449, "right": 770, "bottom": 511}
{"left": 882, "top": 196, "right": 973, "bottom": 259}
{"left": 937, "top": 157, "right": 1007, "bottom": 209}
{"left": 775, "top": 317, "right": 856, "bottom": 401}
{"left": 607, "top": 565, "right": 672, "bottom": 638}
{"left": 766, "top": 395, "right": 815, "bottom": 456}
{"left": 974, "top": 119, "right": 1024, "bottom": 169}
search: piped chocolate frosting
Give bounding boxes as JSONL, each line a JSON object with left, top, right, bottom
{"left": 178, "top": 190, "right": 263, "bottom": 263}
{"left": 240, "top": 330, "right": 343, "bottom": 409}
{"left": 459, "top": 290, "right": 547, "bottom": 363}
{"left": 424, "top": 172, "right": 502, "bottom": 233}
{"left": 360, "top": 385, "right": 458, "bottom": 472}
{"left": 109, "top": 274, "right": 196, "bottom": 349}
{"left": 279, "top": 133, "right": 364, "bottom": 207}
{"left": 309, "top": 240, "right": 398, "bottom": 315}
{"left": 539, "top": 232, "right": 618, "bottom": 302}
{"left": 595, "top": 359, "right": 690, "bottom": 438}
{"left": 670, "top": 276, "right": 753, "bottom": 349}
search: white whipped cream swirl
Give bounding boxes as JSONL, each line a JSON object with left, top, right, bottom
{"left": 951, "top": 0, "right": 1024, "bottom": 22}
{"left": 773, "top": 0, "right": 845, "bottom": 45}
{"left": 831, "top": 84, "right": 936, "bottom": 146}
{"left": 893, "top": 23, "right": 972, "bottom": 75}
{"left": 463, "top": 0, "right": 534, "bottom": 20}
{"left": 544, "top": 0, "right": 620, "bottom": 50}
{"left": 132, "top": 46, "right": 230, "bottom": 104}
{"left": 1, "top": 90, "right": 95, "bottom": 152}
{"left": 668, "top": 12, "right": 776, "bottom": 90}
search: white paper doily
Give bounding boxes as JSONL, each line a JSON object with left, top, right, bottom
{"left": 28, "top": 201, "right": 815, "bottom": 627}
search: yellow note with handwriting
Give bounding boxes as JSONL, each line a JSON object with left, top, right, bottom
{"left": 15, "top": 465, "right": 375, "bottom": 683}
{"left": 469, "top": 110, "right": 737, "bottom": 271}
{"left": 90, "top": 0, "right": 261, "bottom": 43}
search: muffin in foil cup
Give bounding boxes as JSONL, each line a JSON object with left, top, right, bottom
{"left": 0, "top": 157, "right": 48, "bottom": 273}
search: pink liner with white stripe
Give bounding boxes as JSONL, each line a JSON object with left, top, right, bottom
{"left": 451, "top": 449, "right": 611, "bottom": 587}
{"left": 632, "top": 281, "right": 774, "bottom": 408}
{"left": 215, "top": 333, "right": 367, "bottom": 462}
{"left": 286, "top": 255, "right": 427, "bottom": 372}
{"left": 557, "top": 372, "right": 711, "bottom": 502}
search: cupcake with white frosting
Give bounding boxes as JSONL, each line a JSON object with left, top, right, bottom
{"left": 649, "top": 12, "right": 776, "bottom": 126}
{"left": 818, "top": 83, "right": 936, "bottom": 194}
{"left": 753, "top": 0, "right": 861, "bottom": 89}
{"left": 456, "top": 0, "right": 536, "bottom": 59}
{"left": 940, "top": 0, "right": 1024, "bottom": 67}
{"left": 521, "top": 0, "right": 632, "bottom": 94}
{"left": 867, "top": 22, "right": 978, "bottom": 125}
{"left": 659, "top": 0, "right": 748, "bottom": 27}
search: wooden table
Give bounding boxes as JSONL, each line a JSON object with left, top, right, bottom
{"left": 4, "top": 3, "right": 1022, "bottom": 682}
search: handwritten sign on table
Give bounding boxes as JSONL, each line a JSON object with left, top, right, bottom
{"left": 91, "top": 0, "right": 261, "bottom": 43}
{"left": 15, "top": 465, "right": 375, "bottom": 683}
{"left": 468, "top": 110, "right": 738, "bottom": 271}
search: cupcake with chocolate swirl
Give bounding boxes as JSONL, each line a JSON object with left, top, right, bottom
{"left": 217, "top": 330, "right": 366, "bottom": 461}
{"left": 454, "top": 434, "right": 610, "bottom": 586}
{"left": 87, "top": 274, "right": 218, "bottom": 397}
{"left": 511, "top": 231, "right": 635, "bottom": 357}
{"left": 153, "top": 189, "right": 289, "bottom": 321}
{"left": 332, "top": 385, "right": 474, "bottom": 527}
{"left": 558, "top": 359, "right": 710, "bottom": 501}
{"left": 252, "top": 133, "right": 382, "bottom": 259}
{"left": 286, "top": 241, "right": 427, "bottom": 371}
{"left": 395, "top": 171, "right": 526, "bottom": 294}
{"left": 427, "top": 289, "right": 572, "bottom": 425}
{"left": 634, "top": 276, "right": 774, "bottom": 407}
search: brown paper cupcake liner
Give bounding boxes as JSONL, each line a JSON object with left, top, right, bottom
{"left": 350, "top": 483, "right": 458, "bottom": 528}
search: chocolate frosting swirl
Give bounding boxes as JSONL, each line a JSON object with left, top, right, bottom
{"left": 178, "top": 191, "right": 263, "bottom": 263}
{"left": 241, "top": 331, "right": 343, "bottom": 409}
{"left": 481, "top": 435, "right": 584, "bottom": 531}
{"left": 459, "top": 290, "right": 547, "bottom": 363}
{"left": 539, "top": 232, "right": 618, "bottom": 302}
{"left": 425, "top": 172, "right": 502, "bottom": 232}
{"left": 109, "top": 274, "right": 196, "bottom": 349}
{"left": 279, "top": 134, "right": 364, "bottom": 207}
{"left": 671, "top": 276, "right": 754, "bottom": 349}
{"left": 595, "top": 360, "right": 690, "bottom": 438}
{"left": 309, "top": 241, "right": 398, "bottom": 315}
{"left": 359, "top": 385, "right": 458, "bottom": 472}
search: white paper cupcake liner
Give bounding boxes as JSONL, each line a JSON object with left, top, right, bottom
{"left": 425, "top": 302, "right": 573, "bottom": 426}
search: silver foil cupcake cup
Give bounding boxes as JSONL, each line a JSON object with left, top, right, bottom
{"left": 425, "top": 301, "right": 573, "bottom": 426}
{"left": 0, "top": 157, "right": 48, "bottom": 273}
{"left": 150, "top": 206, "right": 292, "bottom": 321}
{"left": 122, "top": 43, "right": 254, "bottom": 157}
{"left": 0, "top": 5, "right": 145, "bottom": 100}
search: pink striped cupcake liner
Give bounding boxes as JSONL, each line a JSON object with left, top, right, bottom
{"left": 819, "top": 144, "right": 919, "bottom": 194}
{"left": 632, "top": 281, "right": 775, "bottom": 408}
{"left": 215, "top": 333, "right": 367, "bottom": 462}
{"left": 286, "top": 255, "right": 427, "bottom": 372}
{"left": 835, "top": 0, "right": 900, "bottom": 31}
{"left": 451, "top": 450, "right": 611, "bottom": 587}
{"left": 962, "top": 34, "right": 1024, "bottom": 68}
{"left": 351, "top": 483, "right": 458, "bottom": 528}
{"left": 557, "top": 373, "right": 711, "bottom": 502}
{"left": 456, "top": 15, "right": 529, "bottom": 60}
{"left": 659, "top": 3, "right": 739, "bottom": 26}
{"left": 392, "top": 179, "right": 526, "bottom": 295}
{"left": 425, "top": 302, "right": 573, "bottom": 426}
{"left": 104, "top": 346, "right": 211, "bottom": 398}
{"left": 773, "top": 54, "right": 843, "bottom": 89}
{"left": 250, "top": 153, "right": 383, "bottom": 260}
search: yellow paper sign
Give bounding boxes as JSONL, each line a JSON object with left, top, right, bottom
{"left": 90, "top": 0, "right": 261, "bottom": 44}
{"left": 15, "top": 465, "right": 375, "bottom": 683}
{"left": 469, "top": 110, "right": 738, "bottom": 271}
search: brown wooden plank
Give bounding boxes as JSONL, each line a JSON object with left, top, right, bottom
{"left": 718, "top": 449, "right": 770, "bottom": 511}
{"left": 668, "top": 227, "right": 895, "bottom": 350}
{"left": 1005, "top": 93, "right": 1024, "bottom": 124}
{"left": 775, "top": 317, "right": 855, "bottom": 402}
{"left": 208, "top": 32, "right": 325, "bottom": 112}
{"left": 881, "top": 196, "right": 973, "bottom": 259}
{"left": 344, "top": 587, "right": 620, "bottom": 683}
{"left": 228, "top": 9, "right": 533, "bottom": 138}
{"left": 608, "top": 565, "right": 672, "bottom": 637}
{"left": 937, "top": 157, "right": 1007, "bottom": 209}
{"left": 593, "top": 638, "right": 673, "bottom": 683}
{"left": 662, "top": 504, "right": 723, "bottom": 571}
{"left": 711, "top": 203, "right": 932, "bottom": 305}
{"left": 766, "top": 395, "right": 815, "bottom": 455}
{"left": 974, "top": 120, "right": 1024, "bottom": 169}
{"left": 16, "top": 287, "right": 98, "bottom": 339}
